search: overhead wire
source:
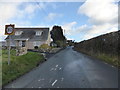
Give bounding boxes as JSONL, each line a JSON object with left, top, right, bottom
{"left": 34, "top": 0, "right": 48, "bottom": 15}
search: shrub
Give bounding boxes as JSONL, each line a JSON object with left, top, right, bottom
{"left": 39, "top": 44, "right": 51, "bottom": 49}
{"left": 56, "top": 40, "right": 66, "bottom": 48}
{"left": 39, "top": 44, "right": 51, "bottom": 52}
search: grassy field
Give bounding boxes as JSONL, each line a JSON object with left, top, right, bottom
{"left": 2, "top": 49, "right": 44, "bottom": 86}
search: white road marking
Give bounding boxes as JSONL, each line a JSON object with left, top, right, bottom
{"left": 59, "top": 68, "right": 62, "bottom": 70}
{"left": 56, "top": 65, "right": 58, "bottom": 67}
{"left": 38, "top": 79, "right": 41, "bottom": 81}
{"left": 52, "top": 80, "right": 57, "bottom": 86}
{"left": 49, "top": 78, "right": 53, "bottom": 83}
{"left": 50, "top": 68, "right": 54, "bottom": 71}
{"left": 38, "top": 87, "right": 41, "bottom": 88}
{"left": 57, "top": 86, "right": 59, "bottom": 88}
{"left": 38, "top": 78, "right": 44, "bottom": 81}
{"left": 50, "top": 65, "right": 60, "bottom": 71}
{"left": 41, "top": 78, "right": 44, "bottom": 80}
{"left": 61, "top": 78, "right": 64, "bottom": 81}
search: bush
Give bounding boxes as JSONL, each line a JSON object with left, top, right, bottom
{"left": 39, "top": 44, "right": 51, "bottom": 52}
{"left": 39, "top": 44, "right": 51, "bottom": 49}
{"left": 56, "top": 40, "right": 66, "bottom": 48}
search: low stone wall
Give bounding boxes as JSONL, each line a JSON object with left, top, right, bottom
{"left": 16, "top": 47, "right": 27, "bottom": 56}
{"left": 49, "top": 48, "right": 61, "bottom": 53}
{"left": 28, "top": 47, "right": 63, "bottom": 60}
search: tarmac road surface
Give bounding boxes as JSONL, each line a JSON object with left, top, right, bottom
{"left": 5, "top": 47, "right": 118, "bottom": 88}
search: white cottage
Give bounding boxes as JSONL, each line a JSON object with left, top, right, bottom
{"left": 5, "top": 27, "right": 51, "bottom": 49}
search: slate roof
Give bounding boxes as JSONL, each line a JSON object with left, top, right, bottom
{"left": 5, "top": 28, "right": 49, "bottom": 41}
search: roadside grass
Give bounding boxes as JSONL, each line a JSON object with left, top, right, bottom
{"left": 74, "top": 49, "right": 119, "bottom": 67}
{"left": 2, "top": 49, "right": 44, "bottom": 86}
{"left": 96, "top": 53, "right": 119, "bottom": 67}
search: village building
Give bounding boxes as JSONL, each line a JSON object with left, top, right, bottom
{"left": 5, "top": 27, "right": 51, "bottom": 50}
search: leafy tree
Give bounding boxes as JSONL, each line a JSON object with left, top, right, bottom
{"left": 50, "top": 25, "right": 66, "bottom": 47}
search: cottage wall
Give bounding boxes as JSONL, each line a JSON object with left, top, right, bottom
{"left": 27, "top": 41, "right": 47, "bottom": 49}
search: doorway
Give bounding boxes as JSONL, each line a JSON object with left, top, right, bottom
{"left": 22, "top": 41, "right": 26, "bottom": 47}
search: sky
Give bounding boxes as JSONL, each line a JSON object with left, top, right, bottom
{"left": 0, "top": 0, "right": 118, "bottom": 42}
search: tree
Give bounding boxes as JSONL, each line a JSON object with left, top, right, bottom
{"left": 50, "top": 25, "right": 66, "bottom": 47}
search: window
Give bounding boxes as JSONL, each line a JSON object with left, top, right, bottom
{"left": 15, "top": 31, "right": 23, "bottom": 35}
{"left": 22, "top": 41, "right": 25, "bottom": 47}
{"left": 19, "top": 41, "right": 22, "bottom": 46}
{"left": 36, "top": 31, "right": 43, "bottom": 36}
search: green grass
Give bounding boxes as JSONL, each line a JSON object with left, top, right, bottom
{"left": 75, "top": 49, "right": 119, "bottom": 67}
{"left": 2, "top": 49, "right": 44, "bottom": 86}
{"left": 96, "top": 53, "right": 119, "bottom": 67}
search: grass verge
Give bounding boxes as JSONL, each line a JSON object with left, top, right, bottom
{"left": 74, "top": 48, "right": 119, "bottom": 67}
{"left": 96, "top": 53, "right": 119, "bottom": 67}
{"left": 2, "top": 49, "right": 44, "bottom": 86}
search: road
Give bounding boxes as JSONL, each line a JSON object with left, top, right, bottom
{"left": 5, "top": 47, "right": 118, "bottom": 88}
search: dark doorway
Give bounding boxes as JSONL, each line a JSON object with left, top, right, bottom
{"left": 22, "top": 41, "right": 26, "bottom": 47}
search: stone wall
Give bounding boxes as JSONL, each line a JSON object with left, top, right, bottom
{"left": 16, "top": 47, "right": 27, "bottom": 56}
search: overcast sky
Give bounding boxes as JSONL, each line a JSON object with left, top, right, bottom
{"left": 0, "top": 0, "right": 118, "bottom": 42}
